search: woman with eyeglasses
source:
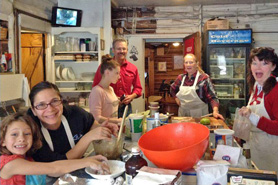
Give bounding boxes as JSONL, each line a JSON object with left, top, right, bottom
{"left": 170, "top": 53, "right": 224, "bottom": 119}
{"left": 239, "top": 47, "right": 278, "bottom": 173}
{"left": 27, "top": 81, "right": 118, "bottom": 162}
{"left": 89, "top": 55, "right": 122, "bottom": 124}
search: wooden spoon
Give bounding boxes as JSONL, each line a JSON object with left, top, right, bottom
{"left": 116, "top": 105, "right": 128, "bottom": 146}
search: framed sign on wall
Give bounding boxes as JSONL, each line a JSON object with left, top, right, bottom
{"left": 173, "top": 55, "right": 184, "bottom": 70}
{"left": 158, "top": 62, "right": 167, "bottom": 72}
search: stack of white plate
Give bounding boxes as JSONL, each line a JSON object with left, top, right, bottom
{"left": 67, "top": 67, "right": 76, "bottom": 80}
{"left": 55, "top": 65, "right": 76, "bottom": 81}
{"left": 56, "top": 65, "right": 63, "bottom": 80}
{"left": 61, "top": 68, "right": 69, "bottom": 80}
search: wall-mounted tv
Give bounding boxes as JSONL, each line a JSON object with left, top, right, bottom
{"left": 51, "top": 6, "right": 82, "bottom": 27}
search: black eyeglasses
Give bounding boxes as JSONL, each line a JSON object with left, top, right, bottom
{"left": 34, "top": 99, "right": 62, "bottom": 110}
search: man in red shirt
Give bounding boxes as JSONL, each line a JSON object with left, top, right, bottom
{"left": 92, "top": 37, "right": 142, "bottom": 117}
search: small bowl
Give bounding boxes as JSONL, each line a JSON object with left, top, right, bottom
{"left": 149, "top": 102, "right": 159, "bottom": 107}
{"left": 81, "top": 72, "right": 95, "bottom": 81}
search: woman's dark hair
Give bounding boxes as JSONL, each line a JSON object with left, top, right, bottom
{"left": 29, "top": 81, "right": 62, "bottom": 107}
{"left": 247, "top": 47, "right": 278, "bottom": 95}
{"left": 0, "top": 112, "right": 42, "bottom": 156}
{"left": 100, "top": 54, "right": 120, "bottom": 74}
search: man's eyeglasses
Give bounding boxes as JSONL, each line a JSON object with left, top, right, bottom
{"left": 34, "top": 99, "right": 62, "bottom": 110}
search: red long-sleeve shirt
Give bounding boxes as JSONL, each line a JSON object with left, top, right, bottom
{"left": 92, "top": 59, "right": 142, "bottom": 98}
{"left": 257, "top": 82, "right": 278, "bottom": 135}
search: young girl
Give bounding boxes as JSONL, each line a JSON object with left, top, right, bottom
{"left": 89, "top": 54, "right": 122, "bottom": 124}
{"left": 0, "top": 112, "right": 110, "bottom": 185}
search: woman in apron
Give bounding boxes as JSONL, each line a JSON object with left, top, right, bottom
{"left": 239, "top": 47, "right": 278, "bottom": 173}
{"left": 170, "top": 54, "right": 223, "bottom": 119}
{"left": 89, "top": 55, "right": 122, "bottom": 124}
{"left": 27, "top": 81, "right": 118, "bottom": 163}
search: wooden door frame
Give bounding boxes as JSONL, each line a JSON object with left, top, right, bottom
{"left": 14, "top": 8, "right": 49, "bottom": 74}
{"left": 183, "top": 32, "right": 201, "bottom": 65}
{"left": 21, "top": 33, "right": 46, "bottom": 87}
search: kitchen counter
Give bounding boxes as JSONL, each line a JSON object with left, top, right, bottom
{"left": 52, "top": 120, "right": 277, "bottom": 185}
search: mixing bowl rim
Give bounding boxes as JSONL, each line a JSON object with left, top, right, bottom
{"left": 138, "top": 122, "right": 210, "bottom": 153}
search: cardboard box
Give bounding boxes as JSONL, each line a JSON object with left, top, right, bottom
{"left": 204, "top": 18, "right": 229, "bottom": 32}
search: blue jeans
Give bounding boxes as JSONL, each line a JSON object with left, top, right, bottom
{"left": 118, "top": 103, "right": 132, "bottom": 118}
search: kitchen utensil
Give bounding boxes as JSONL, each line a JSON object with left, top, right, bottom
{"left": 11, "top": 106, "right": 16, "bottom": 113}
{"left": 117, "top": 105, "right": 128, "bottom": 145}
{"left": 200, "top": 113, "right": 213, "bottom": 118}
{"left": 85, "top": 160, "right": 125, "bottom": 180}
{"left": 138, "top": 122, "right": 209, "bottom": 171}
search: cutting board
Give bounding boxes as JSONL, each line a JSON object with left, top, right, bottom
{"left": 171, "top": 116, "right": 229, "bottom": 131}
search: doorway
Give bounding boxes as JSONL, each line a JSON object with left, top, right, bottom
{"left": 21, "top": 31, "right": 46, "bottom": 88}
{"left": 144, "top": 39, "right": 183, "bottom": 115}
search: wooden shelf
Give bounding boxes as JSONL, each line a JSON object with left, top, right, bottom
{"left": 59, "top": 89, "right": 91, "bottom": 93}
{"left": 56, "top": 80, "right": 93, "bottom": 83}
{"left": 55, "top": 51, "right": 98, "bottom": 54}
{"left": 0, "top": 72, "right": 14, "bottom": 75}
{"left": 212, "top": 78, "right": 245, "bottom": 80}
{"left": 54, "top": 61, "right": 98, "bottom": 63}
{"left": 0, "top": 39, "right": 8, "bottom": 42}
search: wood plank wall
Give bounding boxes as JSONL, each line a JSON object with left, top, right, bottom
{"left": 146, "top": 44, "right": 184, "bottom": 97}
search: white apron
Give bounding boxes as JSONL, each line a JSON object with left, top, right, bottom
{"left": 247, "top": 81, "right": 278, "bottom": 173}
{"left": 40, "top": 115, "right": 75, "bottom": 152}
{"left": 176, "top": 71, "right": 208, "bottom": 117}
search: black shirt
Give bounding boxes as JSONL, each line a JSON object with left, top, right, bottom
{"left": 27, "top": 105, "right": 94, "bottom": 162}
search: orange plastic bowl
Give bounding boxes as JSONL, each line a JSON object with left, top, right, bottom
{"left": 138, "top": 122, "right": 209, "bottom": 171}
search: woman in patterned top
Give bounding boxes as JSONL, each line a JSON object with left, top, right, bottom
{"left": 170, "top": 54, "right": 224, "bottom": 119}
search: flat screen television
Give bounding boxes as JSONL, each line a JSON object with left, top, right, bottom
{"left": 51, "top": 6, "right": 82, "bottom": 27}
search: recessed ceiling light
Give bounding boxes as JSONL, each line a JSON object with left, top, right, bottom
{"left": 173, "top": 42, "right": 180, "bottom": 47}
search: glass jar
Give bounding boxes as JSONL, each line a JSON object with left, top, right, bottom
{"left": 93, "top": 135, "right": 124, "bottom": 160}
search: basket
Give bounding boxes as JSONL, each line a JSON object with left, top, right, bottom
{"left": 0, "top": 27, "right": 8, "bottom": 40}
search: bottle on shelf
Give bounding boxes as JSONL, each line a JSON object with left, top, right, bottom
{"left": 153, "top": 112, "right": 160, "bottom": 129}
{"left": 1, "top": 53, "right": 7, "bottom": 71}
{"left": 125, "top": 147, "right": 148, "bottom": 185}
{"left": 233, "top": 84, "right": 240, "bottom": 99}
{"left": 243, "top": 143, "right": 252, "bottom": 169}
{"left": 239, "top": 83, "right": 244, "bottom": 98}
{"left": 85, "top": 38, "right": 91, "bottom": 51}
{"left": 80, "top": 38, "right": 86, "bottom": 52}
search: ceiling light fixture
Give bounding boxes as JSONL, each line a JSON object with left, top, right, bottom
{"left": 173, "top": 42, "right": 180, "bottom": 47}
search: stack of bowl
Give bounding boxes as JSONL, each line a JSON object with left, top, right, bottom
{"left": 149, "top": 102, "right": 159, "bottom": 117}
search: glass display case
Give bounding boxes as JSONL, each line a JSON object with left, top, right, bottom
{"left": 204, "top": 29, "right": 252, "bottom": 122}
